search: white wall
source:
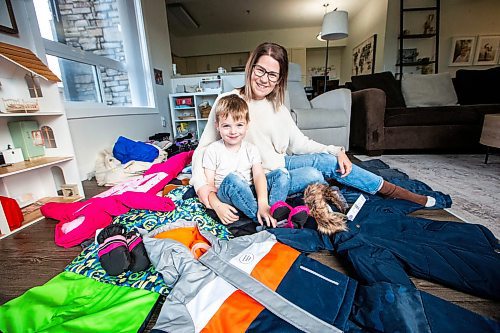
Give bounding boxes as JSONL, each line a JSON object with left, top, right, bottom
{"left": 439, "top": 0, "right": 500, "bottom": 75}
{"left": 340, "top": 0, "right": 389, "bottom": 83}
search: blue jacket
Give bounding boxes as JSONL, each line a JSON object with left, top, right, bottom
{"left": 331, "top": 159, "right": 500, "bottom": 300}
{"left": 334, "top": 198, "right": 500, "bottom": 300}
{"left": 270, "top": 227, "right": 499, "bottom": 332}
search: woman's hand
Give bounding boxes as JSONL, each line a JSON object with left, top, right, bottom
{"left": 336, "top": 150, "right": 353, "bottom": 178}
{"left": 257, "top": 203, "right": 277, "bottom": 228}
{"left": 213, "top": 202, "right": 239, "bottom": 225}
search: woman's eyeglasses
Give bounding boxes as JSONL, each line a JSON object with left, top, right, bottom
{"left": 252, "top": 64, "right": 280, "bottom": 83}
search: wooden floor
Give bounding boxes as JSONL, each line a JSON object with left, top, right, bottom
{"left": 0, "top": 179, "right": 498, "bottom": 332}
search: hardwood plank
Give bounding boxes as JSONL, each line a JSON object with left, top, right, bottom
{"left": 0, "top": 218, "right": 81, "bottom": 303}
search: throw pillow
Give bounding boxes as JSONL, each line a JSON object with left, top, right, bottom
{"left": 454, "top": 67, "right": 500, "bottom": 105}
{"left": 351, "top": 72, "right": 406, "bottom": 108}
{"left": 401, "top": 73, "right": 458, "bottom": 107}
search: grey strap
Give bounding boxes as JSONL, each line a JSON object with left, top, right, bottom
{"left": 199, "top": 251, "right": 343, "bottom": 333}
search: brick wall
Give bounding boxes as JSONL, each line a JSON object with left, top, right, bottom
{"left": 57, "top": 0, "right": 131, "bottom": 105}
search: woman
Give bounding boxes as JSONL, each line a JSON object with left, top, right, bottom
{"left": 191, "top": 42, "right": 435, "bottom": 225}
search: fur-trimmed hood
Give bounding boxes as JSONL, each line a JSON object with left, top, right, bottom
{"left": 304, "top": 183, "right": 348, "bottom": 235}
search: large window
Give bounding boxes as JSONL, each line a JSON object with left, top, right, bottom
{"left": 33, "top": 0, "right": 152, "bottom": 108}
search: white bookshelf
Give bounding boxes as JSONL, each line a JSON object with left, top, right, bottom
{"left": 169, "top": 91, "right": 220, "bottom": 139}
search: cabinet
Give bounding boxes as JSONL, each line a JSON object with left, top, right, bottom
{"left": 194, "top": 55, "right": 221, "bottom": 74}
{"left": 176, "top": 52, "right": 249, "bottom": 75}
{"left": 219, "top": 52, "right": 249, "bottom": 72}
{"left": 397, "top": 0, "right": 440, "bottom": 78}
{"left": 169, "top": 91, "right": 220, "bottom": 139}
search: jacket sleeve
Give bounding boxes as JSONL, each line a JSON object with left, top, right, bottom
{"left": 143, "top": 237, "right": 212, "bottom": 333}
{"left": 284, "top": 105, "right": 344, "bottom": 156}
{"left": 116, "top": 191, "right": 175, "bottom": 212}
{"left": 343, "top": 245, "right": 413, "bottom": 287}
{"left": 268, "top": 228, "right": 335, "bottom": 253}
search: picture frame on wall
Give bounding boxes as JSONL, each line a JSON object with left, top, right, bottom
{"left": 0, "top": 0, "right": 18, "bottom": 35}
{"left": 154, "top": 68, "right": 164, "bottom": 85}
{"left": 449, "top": 36, "right": 476, "bottom": 66}
{"left": 473, "top": 35, "right": 500, "bottom": 65}
{"left": 352, "top": 34, "right": 377, "bottom": 76}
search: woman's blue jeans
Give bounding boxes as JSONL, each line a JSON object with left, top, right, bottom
{"left": 217, "top": 168, "right": 290, "bottom": 221}
{"left": 285, "top": 153, "right": 383, "bottom": 195}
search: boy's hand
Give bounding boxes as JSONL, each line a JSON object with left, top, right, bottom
{"left": 214, "top": 202, "right": 239, "bottom": 225}
{"left": 257, "top": 204, "right": 277, "bottom": 228}
{"left": 197, "top": 185, "right": 218, "bottom": 208}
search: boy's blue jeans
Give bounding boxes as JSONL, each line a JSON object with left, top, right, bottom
{"left": 285, "top": 153, "right": 383, "bottom": 195}
{"left": 217, "top": 169, "right": 289, "bottom": 221}
{"left": 217, "top": 153, "right": 383, "bottom": 220}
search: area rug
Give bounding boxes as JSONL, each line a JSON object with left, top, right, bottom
{"left": 355, "top": 154, "right": 500, "bottom": 238}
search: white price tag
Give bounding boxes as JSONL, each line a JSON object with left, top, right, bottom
{"left": 346, "top": 195, "right": 366, "bottom": 221}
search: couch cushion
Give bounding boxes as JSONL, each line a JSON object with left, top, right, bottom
{"left": 385, "top": 105, "right": 485, "bottom": 127}
{"left": 288, "top": 63, "right": 302, "bottom": 82}
{"left": 401, "top": 73, "right": 458, "bottom": 107}
{"left": 351, "top": 72, "right": 406, "bottom": 108}
{"left": 292, "top": 108, "right": 348, "bottom": 129}
{"left": 454, "top": 67, "right": 500, "bottom": 105}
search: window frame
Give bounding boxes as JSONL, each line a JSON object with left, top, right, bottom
{"left": 29, "top": 0, "right": 157, "bottom": 119}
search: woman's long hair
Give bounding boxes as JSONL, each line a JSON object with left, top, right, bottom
{"left": 239, "top": 42, "right": 288, "bottom": 111}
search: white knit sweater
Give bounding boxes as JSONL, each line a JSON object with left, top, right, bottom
{"left": 190, "top": 90, "right": 343, "bottom": 191}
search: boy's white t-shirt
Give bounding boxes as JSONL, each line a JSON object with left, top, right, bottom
{"left": 202, "top": 140, "right": 261, "bottom": 188}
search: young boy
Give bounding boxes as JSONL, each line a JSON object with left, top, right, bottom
{"left": 202, "top": 94, "right": 290, "bottom": 228}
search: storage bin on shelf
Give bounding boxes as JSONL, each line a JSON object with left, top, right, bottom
{"left": 175, "top": 96, "right": 193, "bottom": 106}
{"left": 198, "top": 101, "right": 212, "bottom": 118}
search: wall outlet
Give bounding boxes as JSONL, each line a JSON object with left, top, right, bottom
{"left": 161, "top": 116, "right": 166, "bottom": 127}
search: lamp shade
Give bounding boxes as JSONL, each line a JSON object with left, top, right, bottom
{"left": 321, "top": 10, "right": 348, "bottom": 40}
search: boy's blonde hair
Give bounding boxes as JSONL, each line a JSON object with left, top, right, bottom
{"left": 215, "top": 94, "right": 250, "bottom": 124}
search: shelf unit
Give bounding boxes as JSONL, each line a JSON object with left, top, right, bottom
{"left": 169, "top": 91, "right": 221, "bottom": 139}
{"left": 0, "top": 113, "right": 84, "bottom": 238}
{"left": 397, "top": 0, "right": 440, "bottom": 78}
{"left": 0, "top": 50, "right": 83, "bottom": 239}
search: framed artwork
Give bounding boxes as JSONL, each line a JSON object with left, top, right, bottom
{"left": 154, "top": 68, "right": 164, "bottom": 85}
{"left": 449, "top": 36, "right": 476, "bottom": 66}
{"left": 352, "top": 34, "right": 377, "bottom": 76}
{"left": 398, "top": 48, "right": 419, "bottom": 64}
{"left": 31, "top": 130, "right": 44, "bottom": 146}
{"left": 473, "top": 35, "right": 500, "bottom": 65}
{"left": 0, "top": 0, "right": 18, "bottom": 34}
